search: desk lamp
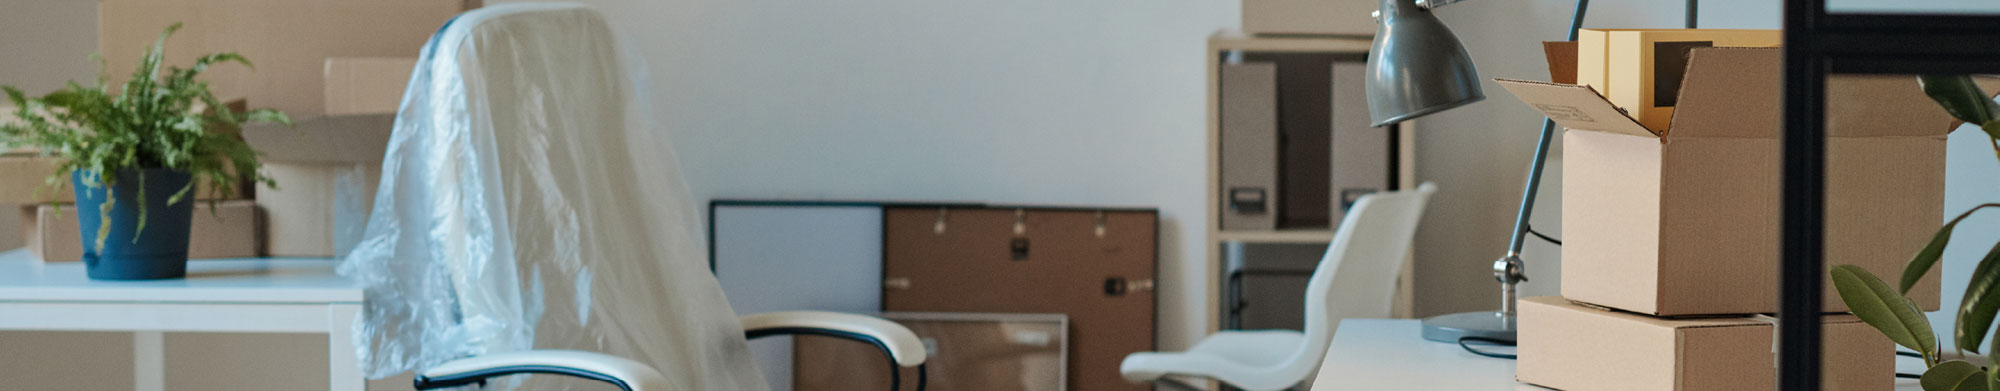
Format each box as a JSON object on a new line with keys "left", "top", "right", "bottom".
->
{"left": 1363, "top": 0, "right": 1592, "bottom": 344}
{"left": 1367, "top": 0, "right": 1697, "bottom": 344}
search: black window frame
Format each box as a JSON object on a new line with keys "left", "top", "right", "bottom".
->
{"left": 1781, "top": 2, "right": 2000, "bottom": 390}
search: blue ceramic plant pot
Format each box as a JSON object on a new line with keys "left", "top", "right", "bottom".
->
{"left": 71, "top": 169, "right": 196, "bottom": 280}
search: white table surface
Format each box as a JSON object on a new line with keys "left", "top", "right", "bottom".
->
{"left": 0, "top": 248, "right": 367, "bottom": 391}
{"left": 1312, "top": 319, "right": 1928, "bottom": 391}
{"left": 0, "top": 249, "right": 357, "bottom": 303}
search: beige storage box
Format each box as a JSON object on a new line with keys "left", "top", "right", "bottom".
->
{"left": 1496, "top": 48, "right": 1949, "bottom": 316}
{"left": 1518, "top": 296, "right": 1891, "bottom": 391}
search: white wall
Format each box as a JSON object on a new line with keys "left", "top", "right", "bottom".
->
{"left": 490, "top": 0, "right": 1237, "bottom": 350}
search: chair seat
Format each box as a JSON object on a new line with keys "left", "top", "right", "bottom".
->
{"left": 1119, "top": 330, "right": 1307, "bottom": 391}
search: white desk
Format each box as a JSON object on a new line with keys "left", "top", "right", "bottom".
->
{"left": 0, "top": 249, "right": 365, "bottom": 391}
{"left": 1313, "top": 319, "right": 1927, "bottom": 390}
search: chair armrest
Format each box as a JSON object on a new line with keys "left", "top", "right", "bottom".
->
{"left": 414, "top": 350, "right": 670, "bottom": 391}
{"left": 741, "top": 310, "right": 928, "bottom": 367}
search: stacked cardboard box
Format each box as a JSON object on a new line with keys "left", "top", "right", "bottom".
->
{"left": 96, "top": 0, "right": 464, "bottom": 258}
{"left": 1494, "top": 32, "right": 1955, "bottom": 390}
{"left": 5, "top": 108, "right": 256, "bottom": 262}
{"left": 5, "top": 1, "right": 464, "bottom": 261}
{"left": 23, "top": 201, "right": 259, "bottom": 262}
{"left": 240, "top": 58, "right": 411, "bottom": 258}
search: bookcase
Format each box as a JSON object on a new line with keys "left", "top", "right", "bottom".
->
{"left": 1202, "top": 30, "right": 1419, "bottom": 334}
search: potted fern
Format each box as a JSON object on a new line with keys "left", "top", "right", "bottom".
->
{"left": 1834, "top": 75, "right": 2000, "bottom": 391}
{"left": 0, "top": 23, "right": 288, "bottom": 280}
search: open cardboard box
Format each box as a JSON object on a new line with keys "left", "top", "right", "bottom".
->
{"left": 1518, "top": 296, "right": 1890, "bottom": 391}
{"left": 1496, "top": 47, "right": 1948, "bottom": 316}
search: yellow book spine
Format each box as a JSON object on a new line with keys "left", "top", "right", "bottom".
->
{"left": 1607, "top": 31, "right": 1646, "bottom": 124}
{"left": 1576, "top": 29, "right": 1610, "bottom": 99}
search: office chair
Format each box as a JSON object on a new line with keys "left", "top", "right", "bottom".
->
{"left": 339, "top": 3, "right": 925, "bottom": 390}
{"left": 1119, "top": 183, "right": 1437, "bottom": 391}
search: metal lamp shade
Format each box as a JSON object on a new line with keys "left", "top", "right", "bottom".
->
{"left": 1366, "top": 0, "right": 1484, "bottom": 127}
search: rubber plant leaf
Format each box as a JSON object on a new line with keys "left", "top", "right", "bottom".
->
{"left": 1925, "top": 360, "right": 1986, "bottom": 391}
{"left": 1833, "top": 265, "right": 1937, "bottom": 355}
{"left": 1961, "top": 241, "right": 2000, "bottom": 353}
{"left": 1921, "top": 74, "right": 2000, "bottom": 138}
{"left": 1906, "top": 219, "right": 1962, "bottom": 294}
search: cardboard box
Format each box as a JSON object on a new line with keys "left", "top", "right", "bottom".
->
{"left": 1518, "top": 296, "right": 1891, "bottom": 391}
{"left": 99, "top": 0, "right": 471, "bottom": 118}
{"left": 0, "top": 154, "right": 246, "bottom": 205}
{"left": 0, "top": 156, "right": 73, "bottom": 204}
{"left": 324, "top": 58, "right": 418, "bottom": 116}
{"left": 1496, "top": 48, "right": 1948, "bottom": 316}
{"left": 1576, "top": 29, "right": 1780, "bottom": 132}
{"left": 241, "top": 56, "right": 402, "bottom": 257}
{"left": 0, "top": 101, "right": 248, "bottom": 205}
{"left": 1242, "top": 0, "right": 1377, "bottom": 36}
{"left": 244, "top": 116, "right": 391, "bottom": 258}
{"left": 23, "top": 200, "right": 259, "bottom": 262}
{"left": 257, "top": 163, "right": 380, "bottom": 257}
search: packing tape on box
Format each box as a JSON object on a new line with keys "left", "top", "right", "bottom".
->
{"left": 1749, "top": 314, "right": 1780, "bottom": 368}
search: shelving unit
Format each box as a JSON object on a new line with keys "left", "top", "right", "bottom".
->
{"left": 1202, "top": 30, "right": 1419, "bottom": 334}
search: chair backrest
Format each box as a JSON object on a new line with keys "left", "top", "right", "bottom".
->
{"left": 1282, "top": 183, "right": 1436, "bottom": 377}
{"left": 343, "top": 4, "right": 771, "bottom": 390}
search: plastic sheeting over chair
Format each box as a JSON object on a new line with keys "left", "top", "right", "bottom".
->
{"left": 338, "top": 3, "right": 770, "bottom": 390}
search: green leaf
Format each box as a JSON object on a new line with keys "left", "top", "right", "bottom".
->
{"left": 1962, "top": 241, "right": 2000, "bottom": 353}
{"left": 1907, "top": 204, "right": 2000, "bottom": 294}
{"left": 1964, "top": 374, "right": 1994, "bottom": 391}
{"left": 1907, "top": 220, "right": 1963, "bottom": 293}
{"left": 1832, "top": 265, "right": 1938, "bottom": 355}
{"left": 1925, "top": 361, "right": 1986, "bottom": 391}
{"left": 1921, "top": 75, "right": 2000, "bottom": 130}
{"left": 241, "top": 108, "right": 291, "bottom": 126}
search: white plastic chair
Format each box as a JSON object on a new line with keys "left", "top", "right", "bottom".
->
{"left": 1119, "top": 183, "right": 1437, "bottom": 391}
{"left": 340, "top": 4, "right": 927, "bottom": 391}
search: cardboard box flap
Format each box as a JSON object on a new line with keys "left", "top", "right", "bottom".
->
{"left": 1543, "top": 41, "right": 1578, "bottom": 85}
{"left": 1828, "top": 75, "right": 1959, "bottom": 138}
{"left": 242, "top": 114, "right": 395, "bottom": 164}
{"left": 1529, "top": 297, "right": 1865, "bottom": 329}
{"left": 1529, "top": 297, "right": 1747, "bottom": 328}
{"left": 1495, "top": 79, "right": 1659, "bottom": 137}
{"left": 1668, "top": 48, "right": 1780, "bottom": 139}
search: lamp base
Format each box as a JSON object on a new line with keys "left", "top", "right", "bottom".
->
{"left": 1420, "top": 311, "right": 1517, "bottom": 343}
